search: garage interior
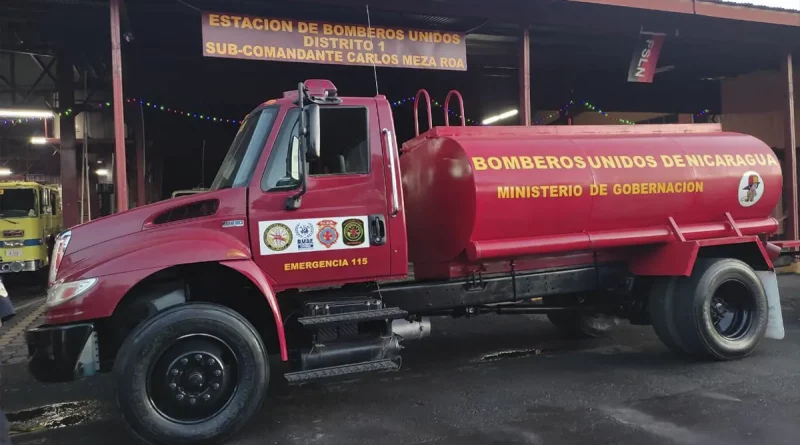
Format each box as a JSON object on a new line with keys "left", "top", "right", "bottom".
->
{"left": 0, "top": 0, "right": 798, "bottom": 235}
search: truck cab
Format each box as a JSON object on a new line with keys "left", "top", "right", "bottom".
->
{"left": 0, "top": 181, "right": 61, "bottom": 275}
{"left": 26, "top": 79, "right": 787, "bottom": 445}
{"left": 239, "top": 81, "right": 408, "bottom": 288}
{"left": 28, "top": 80, "right": 412, "bottom": 444}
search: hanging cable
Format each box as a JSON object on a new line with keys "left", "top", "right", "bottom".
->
{"left": 175, "top": 0, "right": 201, "bottom": 13}
{"left": 366, "top": 4, "right": 380, "bottom": 96}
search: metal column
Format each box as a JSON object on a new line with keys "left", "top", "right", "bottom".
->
{"left": 134, "top": 106, "right": 146, "bottom": 207}
{"left": 9, "top": 53, "right": 16, "bottom": 105}
{"left": 110, "top": 0, "right": 128, "bottom": 212}
{"left": 782, "top": 53, "right": 798, "bottom": 241}
{"left": 57, "top": 51, "right": 79, "bottom": 228}
{"left": 519, "top": 27, "right": 531, "bottom": 126}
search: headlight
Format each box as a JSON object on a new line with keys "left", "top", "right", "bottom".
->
{"left": 46, "top": 278, "right": 97, "bottom": 308}
{"left": 48, "top": 230, "right": 71, "bottom": 286}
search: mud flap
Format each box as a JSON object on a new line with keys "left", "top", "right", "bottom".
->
{"left": 757, "top": 271, "right": 784, "bottom": 340}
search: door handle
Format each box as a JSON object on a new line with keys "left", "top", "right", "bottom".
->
{"left": 368, "top": 214, "right": 386, "bottom": 246}
{"left": 381, "top": 128, "right": 400, "bottom": 217}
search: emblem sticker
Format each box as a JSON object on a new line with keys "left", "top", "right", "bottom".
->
{"left": 342, "top": 219, "right": 366, "bottom": 246}
{"left": 258, "top": 216, "right": 369, "bottom": 255}
{"left": 222, "top": 219, "right": 244, "bottom": 228}
{"left": 295, "top": 222, "right": 315, "bottom": 251}
{"left": 738, "top": 171, "right": 763, "bottom": 208}
{"left": 317, "top": 220, "right": 339, "bottom": 249}
{"left": 264, "top": 223, "right": 293, "bottom": 251}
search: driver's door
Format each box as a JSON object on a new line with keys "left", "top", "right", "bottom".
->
{"left": 248, "top": 99, "right": 392, "bottom": 289}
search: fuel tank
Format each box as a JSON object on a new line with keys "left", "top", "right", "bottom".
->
{"left": 399, "top": 125, "right": 781, "bottom": 276}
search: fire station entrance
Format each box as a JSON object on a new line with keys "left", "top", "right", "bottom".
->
{"left": 1, "top": 0, "right": 799, "bottom": 237}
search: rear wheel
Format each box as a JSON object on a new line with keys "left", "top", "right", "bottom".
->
{"left": 114, "top": 303, "right": 268, "bottom": 445}
{"left": 649, "top": 277, "right": 691, "bottom": 356}
{"left": 649, "top": 258, "right": 768, "bottom": 361}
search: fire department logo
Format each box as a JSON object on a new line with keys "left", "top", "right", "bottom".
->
{"left": 342, "top": 219, "right": 365, "bottom": 246}
{"left": 295, "top": 222, "right": 315, "bottom": 251}
{"left": 317, "top": 220, "right": 339, "bottom": 248}
{"left": 738, "top": 171, "right": 763, "bottom": 208}
{"left": 263, "top": 223, "right": 293, "bottom": 251}
{"left": 295, "top": 222, "right": 314, "bottom": 238}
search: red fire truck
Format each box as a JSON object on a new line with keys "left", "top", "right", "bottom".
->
{"left": 27, "top": 80, "right": 789, "bottom": 444}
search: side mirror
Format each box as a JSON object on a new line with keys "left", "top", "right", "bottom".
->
{"left": 306, "top": 104, "right": 320, "bottom": 160}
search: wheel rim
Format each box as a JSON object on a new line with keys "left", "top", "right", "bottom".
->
{"left": 709, "top": 280, "right": 755, "bottom": 340}
{"left": 147, "top": 334, "right": 239, "bottom": 423}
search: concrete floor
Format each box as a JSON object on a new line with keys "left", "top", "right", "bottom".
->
{"left": 3, "top": 276, "right": 800, "bottom": 445}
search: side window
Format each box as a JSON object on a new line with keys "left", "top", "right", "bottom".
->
{"left": 261, "top": 107, "right": 370, "bottom": 192}
{"left": 40, "top": 189, "right": 50, "bottom": 215}
{"left": 262, "top": 109, "right": 302, "bottom": 191}
{"left": 310, "top": 108, "right": 369, "bottom": 176}
{"left": 50, "top": 192, "right": 58, "bottom": 215}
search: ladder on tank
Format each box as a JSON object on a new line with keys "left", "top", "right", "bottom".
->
{"left": 413, "top": 88, "right": 467, "bottom": 136}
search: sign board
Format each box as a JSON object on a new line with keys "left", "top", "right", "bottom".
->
{"left": 201, "top": 12, "right": 467, "bottom": 71}
{"left": 627, "top": 33, "right": 665, "bottom": 83}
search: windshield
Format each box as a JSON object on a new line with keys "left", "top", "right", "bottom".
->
{"left": 210, "top": 106, "right": 279, "bottom": 190}
{"left": 0, "top": 188, "right": 37, "bottom": 218}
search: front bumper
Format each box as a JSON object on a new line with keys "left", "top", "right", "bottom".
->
{"left": 26, "top": 322, "right": 99, "bottom": 383}
{"left": 0, "top": 259, "right": 42, "bottom": 273}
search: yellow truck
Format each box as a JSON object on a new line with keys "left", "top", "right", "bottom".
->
{"left": 0, "top": 181, "right": 62, "bottom": 275}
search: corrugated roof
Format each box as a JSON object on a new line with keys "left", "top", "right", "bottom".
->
{"left": 567, "top": 0, "right": 800, "bottom": 26}
{"left": 706, "top": 0, "right": 800, "bottom": 13}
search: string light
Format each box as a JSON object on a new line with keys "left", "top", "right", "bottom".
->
{"left": 533, "top": 100, "right": 574, "bottom": 125}
{"left": 388, "top": 96, "right": 637, "bottom": 127}
{"left": 3, "top": 99, "right": 239, "bottom": 126}
{"left": 530, "top": 99, "right": 638, "bottom": 125}
{"left": 580, "top": 100, "right": 636, "bottom": 125}
{"left": 390, "top": 96, "right": 479, "bottom": 125}
{"left": 123, "top": 98, "right": 239, "bottom": 124}
{"left": 3, "top": 96, "right": 710, "bottom": 129}
{"left": 694, "top": 109, "right": 712, "bottom": 119}
{"left": 533, "top": 112, "right": 557, "bottom": 125}
{"left": 0, "top": 118, "right": 46, "bottom": 126}
{"left": 60, "top": 99, "right": 240, "bottom": 125}
{"left": 389, "top": 96, "right": 641, "bottom": 126}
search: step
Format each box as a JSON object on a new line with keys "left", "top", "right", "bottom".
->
{"left": 284, "top": 359, "right": 400, "bottom": 384}
{"left": 298, "top": 307, "right": 408, "bottom": 328}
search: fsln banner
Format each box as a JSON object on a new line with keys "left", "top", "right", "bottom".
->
{"left": 627, "top": 33, "right": 665, "bottom": 83}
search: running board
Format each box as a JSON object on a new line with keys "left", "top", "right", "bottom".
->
{"left": 298, "top": 307, "right": 408, "bottom": 328}
{"left": 284, "top": 359, "right": 400, "bottom": 384}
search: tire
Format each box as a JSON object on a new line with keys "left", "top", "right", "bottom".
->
{"left": 649, "top": 277, "right": 691, "bottom": 356}
{"left": 650, "top": 259, "right": 768, "bottom": 361}
{"left": 547, "top": 311, "right": 618, "bottom": 338}
{"left": 114, "top": 303, "right": 269, "bottom": 445}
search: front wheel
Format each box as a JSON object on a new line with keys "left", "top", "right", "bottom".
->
{"left": 114, "top": 303, "right": 269, "bottom": 445}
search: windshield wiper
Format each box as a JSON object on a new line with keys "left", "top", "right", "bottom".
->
{"left": 0, "top": 217, "right": 18, "bottom": 225}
